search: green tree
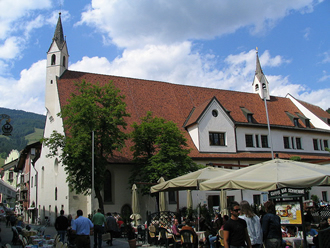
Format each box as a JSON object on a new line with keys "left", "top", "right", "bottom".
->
{"left": 129, "top": 111, "right": 201, "bottom": 195}
{"left": 43, "top": 80, "right": 130, "bottom": 211}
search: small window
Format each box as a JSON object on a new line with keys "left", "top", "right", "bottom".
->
{"left": 55, "top": 187, "right": 57, "bottom": 201}
{"left": 31, "top": 177, "right": 33, "bottom": 188}
{"left": 255, "top": 134, "right": 260, "bottom": 148}
{"left": 293, "top": 118, "right": 299, "bottom": 127}
{"left": 8, "top": 171, "right": 13, "bottom": 181}
{"left": 324, "top": 140, "right": 329, "bottom": 149}
{"left": 209, "top": 132, "right": 225, "bottom": 146}
{"left": 283, "top": 137, "right": 290, "bottom": 149}
{"left": 212, "top": 110, "right": 218, "bottom": 117}
{"left": 62, "top": 56, "right": 66, "bottom": 66}
{"left": 247, "top": 114, "right": 253, "bottom": 123}
{"left": 291, "top": 137, "right": 295, "bottom": 149}
{"left": 261, "top": 135, "right": 268, "bottom": 148}
{"left": 313, "top": 139, "right": 319, "bottom": 150}
{"left": 296, "top": 138, "right": 302, "bottom": 149}
{"left": 255, "top": 84, "right": 259, "bottom": 91}
{"left": 168, "top": 191, "right": 177, "bottom": 204}
{"left": 50, "top": 80, "right": 53, "bottom": 84}
{"left": 51, "top": 54, "right": 56, "bottom": 65}
{"left": 322, "top": 191, "right": 328, "bottom": 202}
{"left": 262, "top": 83, "right": 266, "bottom": 89}
{"left": 305, "top": 119, "right": 310, "bottom": 128}
{"left": 245, "top": 134, "right": 254, "bottom": 147}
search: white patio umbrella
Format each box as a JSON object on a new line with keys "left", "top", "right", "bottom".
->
{"left": 150, "top": 167, "right": 233, "bottom": 193}
{"left": 200, "top": 159, "right": 330, "bottom": 191}
{"left": 131, "top": 184, "right": 141, "bottom": 226}
{"left": 158, "top": 177, "right": 167, "bottom": 212}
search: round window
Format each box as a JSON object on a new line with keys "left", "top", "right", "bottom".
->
{"left": 212, "top": 110, "right": 218, "bottom": 117}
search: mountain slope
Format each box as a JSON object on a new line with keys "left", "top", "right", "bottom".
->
{"left": 0, "top": 107, "right": 46, "bottom": 165}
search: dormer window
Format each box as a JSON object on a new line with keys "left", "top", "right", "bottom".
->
{"left": 247, "top": 114, "right": 253, "bottom": 123}
{"left": 209, "top": 132, "right": 225, "bottom": 146}
{"left": 305, "top": 119, "right": 310, "bottom": 128}
{"left": 240, "top": 107, "right": 254, "bottom": 123}
{"left": 293, "top": 118, "right": 299, "bottom": 127}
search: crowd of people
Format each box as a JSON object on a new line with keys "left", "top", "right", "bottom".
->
{"left": 54, "top": 209, "right": 126, "bottom": 248}
{"left": 148, "top": 200, "right": 330, "bottom": 248}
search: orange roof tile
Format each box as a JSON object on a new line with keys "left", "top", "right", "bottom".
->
{"left": 57, "top": 70, "right": 330, "bottom": 162}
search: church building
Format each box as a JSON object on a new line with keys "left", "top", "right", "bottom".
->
{"left": 34, "top": 14, "right": 330, "bottom": 224}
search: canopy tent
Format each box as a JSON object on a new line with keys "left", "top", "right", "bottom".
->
{"left": 200, "top": 159, "right": 330, "bottom": 191}
{"left": 187, "top": 190, "right": 193, "bottom": 209}
{"left": 150, "top": 167, "right": 233, "bottom": 193}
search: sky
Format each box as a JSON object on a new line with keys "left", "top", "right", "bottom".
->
{"left": 0, "top": 0, "right": 329, "bottom": 115}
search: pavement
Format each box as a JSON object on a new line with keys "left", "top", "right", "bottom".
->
{"left": 0, "top": 223, "right": 155, "bottom": 248}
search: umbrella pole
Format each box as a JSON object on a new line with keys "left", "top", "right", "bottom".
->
{"left": 176, "top": 191, "right": 179, "bottom": 213}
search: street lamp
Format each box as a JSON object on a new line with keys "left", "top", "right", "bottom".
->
{"left": 0, "top": 114, "right": 13, "bottom": 136}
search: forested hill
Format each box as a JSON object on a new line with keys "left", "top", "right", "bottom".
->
{"left": 0, "top": 107, "right": 46, "bottom": 164}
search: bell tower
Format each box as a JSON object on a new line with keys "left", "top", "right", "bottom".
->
{"left": 45, "top": 12, "right": 69, "bottom": 118}
{"left": 252, "top": 48, "right": 270, "bottom": 100}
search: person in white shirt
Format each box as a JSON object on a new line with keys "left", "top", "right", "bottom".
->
{"left": 239, "top": 200, "right": 263, "bottom": 248}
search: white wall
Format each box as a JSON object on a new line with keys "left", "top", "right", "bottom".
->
{"left": 236, "top": 126, "right": 330, "bottom": 154}
{"left": 198, "top": 100, "right": 236, "bottom": 153}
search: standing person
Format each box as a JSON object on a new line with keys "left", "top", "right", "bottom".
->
{"left": 55, "top": 210, "right": 69, "bottom": 243}
{"left": 239, "top": 200, "right": 263, "bottom": 248}
{"left": 223, "top": 201, "right": 252, "bottom": 248}
{"left": 72, "top": 209, "right": 93, "bottom": 248}
{"left": 92, "top": 209, "right": 107, "bottom": 248}
{"left": 106, "top": 212, "right": 118, "bottom": 246}
{"left": 261, "top": 201, "right": 282, "bottom": 248}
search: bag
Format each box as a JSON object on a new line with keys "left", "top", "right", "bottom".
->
{"left": 102, "top": 232, "right": 111, "bottom": 241}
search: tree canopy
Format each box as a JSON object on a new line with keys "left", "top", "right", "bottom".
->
{"left": 43, "top": 80, "right": 130, "bottom": 211}
{"left": 129, "top": 112, "right": 201, "bottom": 195}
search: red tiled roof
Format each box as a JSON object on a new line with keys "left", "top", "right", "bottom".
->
{"left": 296, "top": 99, "right": 330, "bottom": 121}
{"left": 57, "top": 70, "right": 330, "bottom": 162}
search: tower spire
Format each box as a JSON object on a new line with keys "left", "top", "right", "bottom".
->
{"left": 255, "top": 47, "right": 264, "bottom": 82}
{"left": 252, "top": 47, "right": 270, "bottom": 100}
{"left": 53, "top": 12, "right": 65, "bottom": 49}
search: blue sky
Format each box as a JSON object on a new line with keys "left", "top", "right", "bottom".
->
{"left": 0, "top": 0, "right": 329, "bottom": 115}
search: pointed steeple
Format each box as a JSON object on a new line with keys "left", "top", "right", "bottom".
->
{"left": 53, "top": 12, "right": 65, "bottom": 49}
{"left": 255, "top": 48, "right": 264, "bottom": 82}
{"left": 252, "top": 47, "right": 270, "bottom": 100}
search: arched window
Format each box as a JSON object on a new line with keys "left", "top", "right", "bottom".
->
{"left": 62, "top": 56, "right": 66, "bottom": 66}
{"left": 54, "top": 158, "right": 59, "bottom": 176}
{"left": 255, "top": 84, "right": 259, "bottom": 91}
{"left": 104, "top": 170, "right": 112, "bottom": 202}
{"left": 51, "top": 54, "right": 56, "bottom": 65}
{"left": 55, "top": 187, "right": 57, "bottom": 201}
{"left": 262, "top": 83, "right": 266, "bottom": 89}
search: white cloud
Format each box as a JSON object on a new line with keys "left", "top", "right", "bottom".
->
{"left": 0, "top": 60, "right": 46, "bottom": 114}
{"left": 321, "top": 51, "right": 330, "bottom": 63}
{"left": 303, "top": 27, "right": 311, "bottom": 40}
{"left": 70, "top": 45, "right": 329, "bottom": 110}
{"left": 77, "top": 0, "right": 319, "bottom": 48}
{"left": 0, "top": 37, "right": 22, "bottom": 59}
{"left": 0, "top": 0, "right": 52, "bottom": 39}
{"left": 319, "top": 70, "right": 330, "bottom": 82}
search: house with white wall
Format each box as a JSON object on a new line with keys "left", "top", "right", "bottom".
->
{"left": 33, "top": 13, "right": 330, "bottom": 224}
